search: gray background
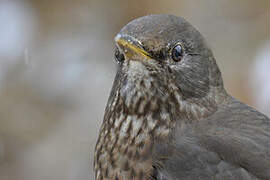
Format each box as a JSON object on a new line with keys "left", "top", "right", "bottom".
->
{"left": 0, "top": 0, "right": 269, "bottom": 179}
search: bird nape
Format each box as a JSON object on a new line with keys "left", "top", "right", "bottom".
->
{"left": 94, "top": 14, "right": 270, "bottom": 180}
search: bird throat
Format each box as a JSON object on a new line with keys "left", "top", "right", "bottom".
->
{"left": 94, "top": 61, "right": 218, "bottom": 180}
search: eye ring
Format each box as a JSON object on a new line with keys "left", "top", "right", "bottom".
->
{"left": 114, "top": 47, "right": 125, "bottom": 64}
{"left": 170, "top": 43, "right": 184, "bottom": 62}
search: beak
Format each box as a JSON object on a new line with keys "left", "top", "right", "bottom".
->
{"left": 115, "top": 35, "right": 151, "bottom": 60}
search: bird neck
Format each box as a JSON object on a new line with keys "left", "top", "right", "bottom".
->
{"left": 94, "top": 73, "right": 225, "bottom": 180}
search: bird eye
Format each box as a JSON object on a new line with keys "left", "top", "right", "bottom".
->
{"left": 114, "top": 47, "right": 125, "bottom": 64}
{"left": 171, "top": 44, "right": 183, "bottom": 62}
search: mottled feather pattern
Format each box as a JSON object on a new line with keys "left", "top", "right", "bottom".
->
{"left": 94, "top": 59, "right": 221, "bottom": 180}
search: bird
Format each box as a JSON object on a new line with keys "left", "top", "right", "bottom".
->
{"left": 94, "top": 14, "right": 270, "bottom": 180}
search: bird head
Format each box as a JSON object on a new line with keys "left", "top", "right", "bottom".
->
{"left": 112, "top": 15, "right": 225, "bottom": 114}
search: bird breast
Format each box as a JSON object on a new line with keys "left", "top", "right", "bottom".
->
{"left": 94, "top": 60, "right": 217, "bottom": 179}
{"left": 94, "top": 66, "right": 176, "bottom": 179}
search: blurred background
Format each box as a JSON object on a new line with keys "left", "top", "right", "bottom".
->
{"left": 0, "top": 0, "right": 269, "bottom": 179}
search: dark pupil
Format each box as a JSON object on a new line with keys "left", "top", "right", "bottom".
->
{"left": 172, "top": 45, "right": 183, "bottom": 61}
{"left": 114, "top": 48, "right": 125, "bottom": 63}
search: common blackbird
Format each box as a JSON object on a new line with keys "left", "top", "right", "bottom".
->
{"left": 94, "top": 14, "right": 270, "bottom": 180}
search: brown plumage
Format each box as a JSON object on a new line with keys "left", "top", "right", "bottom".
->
{"left": 94, "top": 15, "right": 270, "bottom": 180}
